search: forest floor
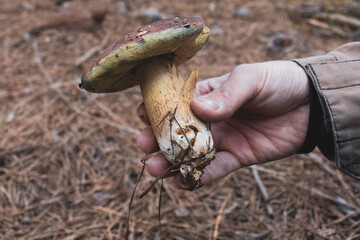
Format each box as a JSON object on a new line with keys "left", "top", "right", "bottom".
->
{"left": 1, "top": 0, "right": 360, "bottom": 239}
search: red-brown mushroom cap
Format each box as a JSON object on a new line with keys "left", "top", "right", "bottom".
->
{"left": 81, "top": 17, "right": 208, "bottom": 93}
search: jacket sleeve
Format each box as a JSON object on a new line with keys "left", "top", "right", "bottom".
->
{"left": 293, "top": 42, "right": 360, "bottom": 180}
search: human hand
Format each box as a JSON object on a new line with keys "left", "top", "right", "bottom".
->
{"left": 137, "top": 61, "right": 310, "bottom": 188}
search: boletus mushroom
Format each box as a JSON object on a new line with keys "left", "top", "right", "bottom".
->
{"left": 80, "top": 17, "right": 215, "bottom": 191}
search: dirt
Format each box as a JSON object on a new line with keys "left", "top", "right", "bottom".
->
{"left": 1, "top": 0, "right": 359, "bottom": 239}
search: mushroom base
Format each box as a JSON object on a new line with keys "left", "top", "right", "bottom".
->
{"left": 138, "top": 56, "right": 215, "bottom": 190}
{"left": 179, "top": 156, "right": 214, "bottom": 190}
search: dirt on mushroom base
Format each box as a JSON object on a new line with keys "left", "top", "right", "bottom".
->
{"left": 1, "top": 0, "right": 359, "bottom": 239}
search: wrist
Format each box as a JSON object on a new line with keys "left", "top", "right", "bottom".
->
{"left": 289, "top": 61, "right": 311, "bottom": 105}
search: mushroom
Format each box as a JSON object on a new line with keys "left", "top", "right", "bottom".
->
{"left": 81, "top": 17, "right": 215, "bottom": 190}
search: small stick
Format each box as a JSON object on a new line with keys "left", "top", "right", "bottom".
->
{"left": 254, "top": 165, "right": 286, "bottom": 177}
{"left": 158, "top": 179, "right": 164, "bottom": 240}
{"left": 6, "top": 98, "right": 30, "bottom": 123}
{"left": 249, "top": 229, "right": 272, "bottom": 240}
{"left": 6, "top": 90, "right": 48, "bottom": 123}
{"left": 306, "top": 153, "right": 336, "bottom": 177}
{"left": 126, "top": 156, "right": 147, "bottom": 240}
{"left": 92, "top": 206, "right": 126, "bottom": 217}
{"left": 333, "top": 210, "right": 360, "bottom": 224}
{"left": 169, "top": 110, "right": 175, "bottom": 155}
{"left": 172, "top": 110, "right": 194, "bottom": 152}
{"left": 315, "top": 13, "right": 360, "bottom": 28}
{"left": 336, "top": 170, "right": 360, "bottom": 207}
{"left": 267, "top": 170, "right": 360, "bottom": 211}
{"left": 155, "top": 226, "right": 197, "bottom": 240}
{"left": 0, "top": 145, "right": 38, "bottom": 159}
{"left": 251, "top": 165, "right": 274, "bottom": 216}
{"left": 139, "top": 164, "right": 178, "bottom": 199}
{"left": 308, "top": 18, "right": 347, "bottom": 38}
{"left": 155, "top": 108, "right": 176, "bottom": 154}
{"left": 212, "top": 192, "right": 232, "bottom": 240}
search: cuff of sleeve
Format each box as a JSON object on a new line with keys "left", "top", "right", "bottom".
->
{"left": 293, "top": 56, "right": 360, "bottom": 180}
{"left": 296, "top": 75, "right": 322, "bottom": 154}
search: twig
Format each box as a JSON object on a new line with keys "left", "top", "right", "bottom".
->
{"left": 158, "top": 179, "right": 163, "bottom": 238}
{"left": 306, "top": 153, "right": 337, "bottom": 177}
{"left": 268, "top": 170, "right": 360, "bottom": 211}
{"left": 333, "top": 210, "right": 360, "bottom": 224}
{"left": 303, "top": 153, "right": 360, "bottom": 208}
{"left": 212, "top": 191, "right": 232, "bottom": 240}
{"left": 29, "top": 9, "right": 107, "bottom": 37}
{"left": 308, "top": 18, "right": 347, "bottom": 37}
{"left": 251, "top": 165, "right": 274, "bottom": 216}
{"left": 127, "top": 156, "right": 147, "bottom": 239}
{"left": 315, "top": 13, "right": 360, "bottom": 28}
{"left": 6, "top": 92, "right": 46, "bottom": 123}
{"left": 249, "top": 229, "right": 273, "bottom": 240}
{"left": 0, "top": 145, "right": 38, "bottom": 159}
{"left": 336, "top": 170, "right": 360, "bottom": 207}
{"left": 92, "top": 205, "right": 126, "bottom": 217}
{"left": 92, "top": 205, "right": 153, "bottom": 225}
{"left": 5, "top": 41, "right": 75, "bottom": 125}
{"left": 155, "top": 226, "right": 197, "bottom": 240}
{"left": 292, "top": 3, "right": 322, "bottom": 18}
{"left": 139, "top": 165, "right": 178, "bottom": 199}
{"left": 253, "top": 165, "right": 286, "bottom": 177}
{"left": 75, "top": 32, "right": 110, "bottom": 66}
{"left": 6, "top": 98, "right": 30, "bottom": 123}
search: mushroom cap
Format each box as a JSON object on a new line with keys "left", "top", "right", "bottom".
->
{"left": 81, "top": 17, "right": 210, "bottom": 93}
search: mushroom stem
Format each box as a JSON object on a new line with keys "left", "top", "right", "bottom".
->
{"left": 137, "top": 56, "right": 215, "bottom": 190}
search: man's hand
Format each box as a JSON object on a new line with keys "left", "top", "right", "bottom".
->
{"left": 137, "top": 61, "right": 310, "bottom": 188}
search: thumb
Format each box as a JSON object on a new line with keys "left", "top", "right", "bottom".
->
{"left": 191, "top": 64, "right": 262, "bottom": 122}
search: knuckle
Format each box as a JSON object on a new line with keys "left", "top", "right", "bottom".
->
{"left": 233, "top": 63, "right": 252, "bottom": 73}
{"left": 217, "top": 84, "right": 233, "bottom": 99}
{"left": 215, "top": 88, "right": 237, "bottom": 118}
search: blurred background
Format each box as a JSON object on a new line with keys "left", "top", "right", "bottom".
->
{"left": 1, "top": 0, "right": 360, "bottom": 239}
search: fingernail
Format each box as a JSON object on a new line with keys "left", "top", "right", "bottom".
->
{"left": 193, "top": 96, "right": 219, "bottom": 110}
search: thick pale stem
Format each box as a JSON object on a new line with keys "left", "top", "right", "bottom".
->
{"left": 137, "top": 56, "right": 214, "bottom": 190}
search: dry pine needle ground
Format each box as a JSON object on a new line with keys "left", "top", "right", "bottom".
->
{"left": 1, "top": 0, "right": 360, "bottom": 239}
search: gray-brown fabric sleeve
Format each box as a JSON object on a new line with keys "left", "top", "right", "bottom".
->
{"left": 293, "top": 42, "right": 360, "bottom": 180}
